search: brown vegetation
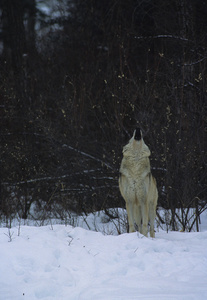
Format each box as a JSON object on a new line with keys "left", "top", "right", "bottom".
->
{"left": 0, "top": 0, "right": 206, "bottom": 229}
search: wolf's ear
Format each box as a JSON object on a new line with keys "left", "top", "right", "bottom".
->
{"left": 134, "top": 128, "right": 142, "bottom": 141}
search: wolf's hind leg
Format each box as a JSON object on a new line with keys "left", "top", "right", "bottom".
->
{"left": 149, "top": 203, "right": 156, "bottom": 238}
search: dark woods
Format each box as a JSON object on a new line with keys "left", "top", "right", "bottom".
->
{"left": 0, "top": 0, "right": 206, "bottom": 229}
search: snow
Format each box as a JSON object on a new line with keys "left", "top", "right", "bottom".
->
{"left": 1, "top": 211, "right": 207, "bottom": 300}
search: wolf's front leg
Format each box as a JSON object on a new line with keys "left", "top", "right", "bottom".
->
{"left": 126, "top": 201, "right": 135, "bottom": 233}
{"left": 141, "top": 203, "right": 148, "bottom": 237}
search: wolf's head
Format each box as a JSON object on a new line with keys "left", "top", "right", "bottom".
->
{"left": 123, "top": 128, "right": 150, "bottom": 158}
{"left": 133, "top": 128, "right": 142, "bottom": 141}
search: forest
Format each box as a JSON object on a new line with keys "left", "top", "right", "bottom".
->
{"left": 0, "top": 0, "right": 206, "bottom": 230}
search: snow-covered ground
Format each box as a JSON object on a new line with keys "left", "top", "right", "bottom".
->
{"left": 1, "top": 210, "right": 207, "bottom": 300}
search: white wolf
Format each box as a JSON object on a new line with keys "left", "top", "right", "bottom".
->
{"left": 119, "top": 128, "right": 158, "bottom": 237}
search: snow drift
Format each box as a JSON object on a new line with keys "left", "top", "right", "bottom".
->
{"left": 1, "top": 222, "right": 207, "bottom": 300}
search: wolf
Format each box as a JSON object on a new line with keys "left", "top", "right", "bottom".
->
{"left": 119, "top": 128, "right": 158, "bottom": 237}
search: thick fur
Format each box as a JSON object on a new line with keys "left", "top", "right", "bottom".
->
{"left": 119, "top": 130, "right": 158, "bottom": 237}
